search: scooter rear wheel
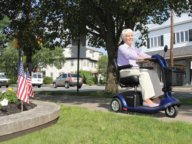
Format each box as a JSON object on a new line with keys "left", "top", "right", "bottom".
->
{"left": 165, "top": 105, "right": 179, "bottom": 118}
{"left": 111, "top": 98, "right": 122, "bottom": 112}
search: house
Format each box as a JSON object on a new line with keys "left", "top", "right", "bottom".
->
{"left": 140, "top": 19, "right": 192, "bottom": 85}
{"left": 41, "top": 35, "right": 103, "bottom": 80}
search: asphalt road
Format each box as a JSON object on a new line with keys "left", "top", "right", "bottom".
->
{"left": 1, "top": 85, "right": 192, "bottom": 98}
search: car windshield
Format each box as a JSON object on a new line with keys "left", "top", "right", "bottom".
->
{"left": 0, "top": 75, "right": 7, "bottom": 79}
{"left": 71, "top": 74, "right": 82, "bottom": 78}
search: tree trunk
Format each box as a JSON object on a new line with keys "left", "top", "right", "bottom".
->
{"left": 105, "top": 37, "right": 119, "bottom": 94}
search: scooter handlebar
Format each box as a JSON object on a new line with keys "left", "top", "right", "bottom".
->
{"left": 144, "top": 58, "right": 158, "bottom": 63}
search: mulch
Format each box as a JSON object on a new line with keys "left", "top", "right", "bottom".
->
{"left": 0, "top": 101, "right": 37, "bottom": 116}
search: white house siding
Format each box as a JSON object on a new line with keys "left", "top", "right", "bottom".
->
{"left": 142, "top": 19, "right": 192, "bottom": 53}
{"left": 140, "top": 19, "right": 192, "bottom": 85}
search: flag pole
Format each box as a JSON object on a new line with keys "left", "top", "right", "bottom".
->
{"left": 20, "top": 56, "right": 23, "bottom": 112}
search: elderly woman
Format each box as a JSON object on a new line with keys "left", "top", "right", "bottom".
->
{"left": 117, "top": 29, "right": 162, "bottom": 107}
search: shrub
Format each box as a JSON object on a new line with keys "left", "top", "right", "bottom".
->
{"left": 92, "top": 75, "right": 98, "bottom": 84}
{"left": 0, "top": 91, "right": 19, "bottom": 103}
{"left": 86, "top": 79, "right": 94, "bottom": 86}
{"left": 102, "top": 77, "right": 107, "bottom": 84}
{"left": 43, "top": 76, "right": 53, "bottom": 84}
{"left": 9, "top": 78, "right": 17, "bottom": 84}
{"left": 44, "top": 80, "right": 52, "bottom": 84}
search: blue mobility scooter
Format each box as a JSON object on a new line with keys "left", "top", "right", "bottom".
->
{"left": 111, "top": 45, "right": 185, "bottom": 118}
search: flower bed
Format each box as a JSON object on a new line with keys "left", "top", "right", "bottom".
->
{"left": 0, "top": 88, "right": 37, "bottom": 116}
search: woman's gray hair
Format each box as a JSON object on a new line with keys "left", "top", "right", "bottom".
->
{"left": 121, "top": 29, "right": 133, "bottom": 40}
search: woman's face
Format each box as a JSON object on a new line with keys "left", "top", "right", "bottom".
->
{"left": 123, "top": 32, "right": 133, "bottom": 46}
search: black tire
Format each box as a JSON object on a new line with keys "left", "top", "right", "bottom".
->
{"left": 165, "top": 105, "right": 179, "bottom": 118}
{"left": 6, "top": 86, "right": 8, "bottom": 88}
{"left": 0, "top": 86, "right": 1, "bottom": 88}
{"left": 78, "top": 85, "right": 82, "bottom": 89}
{"left": 38, "top": 85, "right": 41, "bottom": 88}
{"left": 65, "top": 82, "right": 69, "bottom": 89}
{"left": 110, "top": 98, "right": 123, "bottom": 112}
{"left": 53, "top": 83, "right": 57, "bottom": 88}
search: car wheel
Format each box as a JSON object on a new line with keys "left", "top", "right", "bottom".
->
{"left": 6, "top": 86, "right": 8, "bottom": 88}
{"left": 111, "top": 98, "right": 123, "bottom": 112}
{"left": 0, "top": 86, "right": 1, "bottom": 88}
{"left": 165, "top": 105, "right": 179, "bottom": 118}
{"left": 78, "top": 85, "right": 82, "bottom": 89}
{"left": 65, "top": 82, "right": 69, "bottom": 88}
{"left": 38, "top": 85, "right": 41, "bottom": 88}
{"left": 53, "top": 83, "right": 57, "bottom": 88}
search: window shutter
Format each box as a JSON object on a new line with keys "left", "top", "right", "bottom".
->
{"left": 161, "top": 35, "right": 164, "bottom": 46}
{"left": 173, "top": 33, "right": 175, "bottom": 44}
{"left": 147, "top": 38, "right": 150, "bottom": 49}
{"left": 189, "top": 29, "right": 192, "bottom": 42}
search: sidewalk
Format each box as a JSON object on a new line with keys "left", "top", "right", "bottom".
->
{"left": 33, "top": 94, "right": 192, "bottom": 124}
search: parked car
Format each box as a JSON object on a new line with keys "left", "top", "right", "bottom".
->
{"left": 17, "top": 72, "right": 43, "bottom": 88}
{"left": 31, "top": 72, "right": 43, "bottom": 88}
{"left": 52, "top": 73, "right": 83, "bottom": 88}
{"left": 0, "top": 73, "right": 9, "bottom": 88}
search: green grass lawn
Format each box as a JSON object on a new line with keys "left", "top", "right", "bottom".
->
{"left": 35, "top": 91, "right": 192, "bottom": 106}
{"left": 3, "top": 104, "right": 192, "bottom": 144}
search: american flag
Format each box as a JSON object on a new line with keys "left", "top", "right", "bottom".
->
{"left": 16, "top": 60, "right": 29, "bottom": 104}
{"left": 26, "top": 70, "right": 34, "bottom": 98}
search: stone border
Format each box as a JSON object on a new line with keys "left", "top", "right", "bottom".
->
{"left": 0, "top": 100, "right": 61, "bottom": 142}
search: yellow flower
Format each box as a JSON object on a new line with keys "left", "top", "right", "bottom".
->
{"left": 8, "top": 88, "right": 13, "bottom": 91}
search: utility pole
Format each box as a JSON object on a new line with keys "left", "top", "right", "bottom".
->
{"left": 170, "top": 9, "right": 174, "bottom": 67}
{"left": 77, "top": 32, "right": 80, "bottom": 94}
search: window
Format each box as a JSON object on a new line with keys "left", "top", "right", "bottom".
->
{"left": 92, "top": 61, "right": 93, "bottom": 68}
{"left": 185, "top": 31, "right": 189, "bottom": 41}
{"left": 92, "top": 52, "right": 94, "bottom": 57}
{"left": 154, "top": 37, "right": 157, "bottom": 47}
{"left": 50, "top": 64, "right": 53, "bottom": 67}
{"left": 176, "top": 32, "right": 180, "bottom": 43}
{"left": 62, "top": 62, "right": 64, "bottom": 67}
{"left": 87, "top": 60, "right": 89, "bottom": 67}
{"left": 175, "top": 30, "right": 191, "bottom": 44}
{"left": 151, "top": 38, "right": 153, "bottom": 47}
{"left": 181, "top": 31, "right": 184, "bottom": 42}
{"left": 95, "top": 62, "right": 96, "bottom": 68}
{"left": 84, "top": 59, "right": 86, "bottom": 66}
{"left": 50, "top": 73, "right": 53, "bottom": 79}
{"left": 62, "top": 74, "right": 67, "bottom": 78}
{"left": 158, "top": 36, "right": 161, "bottom": 46}
{"left": 71, "top": 60, "right": 74, "bottom": 66}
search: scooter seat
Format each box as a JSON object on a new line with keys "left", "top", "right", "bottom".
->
{"left": 120, "top": 75, "right": 139, "bottom": 85}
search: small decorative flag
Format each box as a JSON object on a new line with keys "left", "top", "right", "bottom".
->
{"left": 26, "top": 70, "right": 34, "bottom": 98}
{"left": 16, "top": 60, "right": 29, "bottom": 104}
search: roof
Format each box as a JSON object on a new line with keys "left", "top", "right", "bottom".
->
{"left": 149, "top": 19, "right": 192, "bottom": 32}
{"left": 145, "top": 45, "right": 192, "bottom": 59}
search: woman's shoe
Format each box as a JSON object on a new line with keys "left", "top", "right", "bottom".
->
{"left": 143, "top": 102, "right": 159, "bottom": 107}
{"left": 153, "top": 100, "right": 160, "bottom": 104}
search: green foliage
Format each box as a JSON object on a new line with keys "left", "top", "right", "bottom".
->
{"left": 43, "top": 76, "right": 53, "bottom": 84}
{"left": 102, "top": 77, "right": 107, "bottom": 84}
{"left": 8, "top": 78, "right": 17, "bottom": 84}
{"left": 44, "top": 80, "right": 52, "bottom": 84}
{"left": 86, "top": 79, "right": 94, "bottom": 86}
{"left": 0, "top": 90, "right": 19, "bottom": 104}
{"left": 97, "top": 55, "right": 108, "bottom": 77}
{"left": 78, "top": 70, "right": 92, "bottom": 83}
{"left": 92, "top": 75, "right": 98, "bottom": 84}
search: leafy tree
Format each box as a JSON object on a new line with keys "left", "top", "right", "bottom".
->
{"left": 1, "top": 0, "right": 191, "bottom": 93}
{"left": 97, "top": 55, "right": 108, "bottom": 78}
{"left": 33, "top": 0, "right": 191, "bottom": 94}
{"left": 0, "top": 41, "right": 65, "bottom": 79}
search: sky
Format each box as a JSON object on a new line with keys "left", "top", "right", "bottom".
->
{"left": 87, "top": 13, "right": 192, "bottom": 55}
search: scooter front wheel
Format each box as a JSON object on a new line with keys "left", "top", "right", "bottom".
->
{"left": 165, "top": 105, "right": 179, "bottom": 118}
{"left": 111, "top": 98, "right": 123, "bottom": 112}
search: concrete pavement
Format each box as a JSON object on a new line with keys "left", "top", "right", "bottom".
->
{"left": 32, "top": 93, "right": 192, "bottom": 124}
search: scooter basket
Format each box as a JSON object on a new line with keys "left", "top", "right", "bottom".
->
{"left": 164, "top": 67, "right": 185, "bottom": 86}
